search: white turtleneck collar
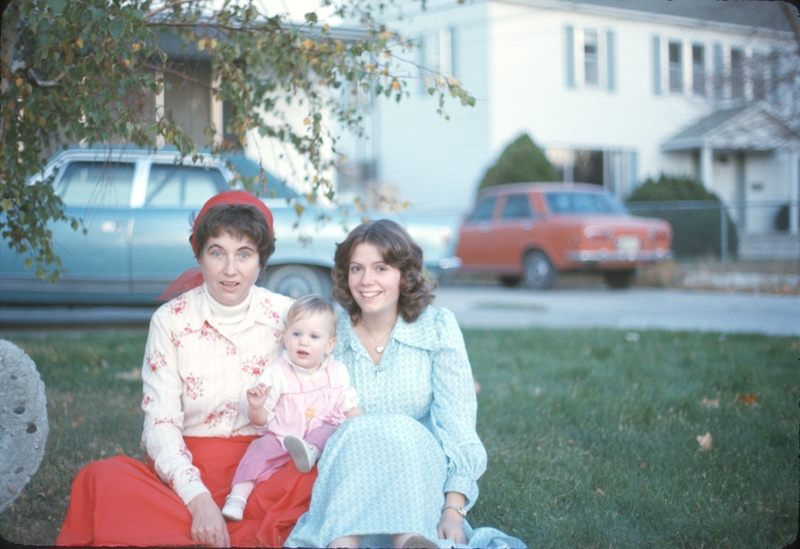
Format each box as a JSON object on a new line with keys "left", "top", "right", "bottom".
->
{"left": 205, "top": 286, "right": 253, "bottom": 325}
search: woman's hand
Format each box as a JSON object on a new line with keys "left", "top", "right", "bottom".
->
{"left": 437, "top": 508, "right": 466, "bottom": 544}
{"left": 187, "top": 492, "right": 230, "bottom": 547}
{"left": 247, "top": 383, "right": 271, "bottom": 409}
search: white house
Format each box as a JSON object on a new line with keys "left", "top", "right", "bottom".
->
{"left": 339, "top": 0, "right": 800, "bottom": 238}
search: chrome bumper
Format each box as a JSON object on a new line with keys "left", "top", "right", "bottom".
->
{"left": 565, "top": 249, "right": 673, "bottom": 263}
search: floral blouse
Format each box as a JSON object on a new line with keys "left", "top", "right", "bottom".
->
{"left": 141, "top": 284, "right": 293, "bottom": 505}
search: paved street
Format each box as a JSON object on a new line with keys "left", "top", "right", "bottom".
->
{"left": 432, "top": 286, "right": 799, "bottom": 336}
{"left": 1, "top": 287, "right": 797, "bottom": 336}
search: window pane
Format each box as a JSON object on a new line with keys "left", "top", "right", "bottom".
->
{"left": 545, "top": 192, "right": 626, "bottom": 215}
{"left": 55, "top": 162, "right": 135, "bottom": 208}
{"left": 145, "top": 165, "right": 227, "bottom": 208}
{"left": 584, "top": 30, "right": 598, "bottom": 86}
{"left": 692, "top": 44, "right": 705, "bottom": 96}
{"left": 669, "top": 41, "right": 683, "bottom": 92}
{"left": 501, "top": 194, "right": 532, "bottom": 220}
{"left": 731, "top": 48, "right": 744, "bottom": 99}
{"left": 468, "top": 197, "right": 497, "bottom": 222}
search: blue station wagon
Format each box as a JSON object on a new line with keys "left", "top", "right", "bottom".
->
{"left": 0, "top": 148, "right": 460, "bottom": 305}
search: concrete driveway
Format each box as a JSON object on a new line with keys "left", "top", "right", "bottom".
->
{"left": 433, "top": 286, "right": 799, "bottom": 337}
{"left": 0, "top": 287, "right": 797, "bottom": 336}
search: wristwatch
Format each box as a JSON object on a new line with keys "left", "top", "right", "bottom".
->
{"left": 442, "top": 505, "right": 467, "bottom": 518}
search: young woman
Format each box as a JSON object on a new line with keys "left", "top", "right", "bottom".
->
{"left": 56, "top": 191, "right": 315, "bottom": 547}
{"left": 286, "top": 219, "right": 524, "bottom": 548}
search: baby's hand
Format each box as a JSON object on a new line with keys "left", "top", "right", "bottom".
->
{"left": 247, "top": 383, "right": 272, "bottom": 409}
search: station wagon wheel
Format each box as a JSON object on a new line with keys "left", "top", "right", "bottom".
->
{"left": 259, "top": 265, "right": 332, "bottom": 300}
{"left": 602, "top": 269, "right": 637, "bottom": 289}
{"left": 522, "top": 250, "right": 556, "bottom": 290}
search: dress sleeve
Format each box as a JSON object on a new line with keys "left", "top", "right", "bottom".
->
{"left": 141, "top": 310, "right": 208, "bottom": 505}
{"left": 428, "top": 308, "right": 488, "bottom": 509}
{"left": 338, "top": 365, "right": 360, "bottom": 412}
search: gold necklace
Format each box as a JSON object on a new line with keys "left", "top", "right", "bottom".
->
{"left": 362, "top": 321, "right": 393, "bottom": 354}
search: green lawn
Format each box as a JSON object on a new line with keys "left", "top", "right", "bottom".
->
{"left": 0, "top": 327, "right": 797, "bottom": 548}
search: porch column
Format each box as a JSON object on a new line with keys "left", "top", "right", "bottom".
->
{"left": 701, "top": 143, "right": 714, "bottom": 192}
{"left": 790, "top": 147, "right": 799, "bottom": 235}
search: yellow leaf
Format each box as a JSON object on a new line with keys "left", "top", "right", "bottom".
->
{"left": 323, "top": 23, "right": 330, "bottom": 32}
{"left": 303, "top": 117, "right": 311, "bottom": 126}
{"left": 294, "top": 203, "right": 305, "bottom": 216}
{"left": 301, "top": 38, "right": 314, "bottom": 49}
{"left": 37, "top": 116, "right": 46, "bottom": 128}
{"left": 378, "top": 31, "right": 394, "bottom": 40}
{"left": 197, "top": 39, "right": 206, "bottom": 51}
{"left": 696, "top": 431, "right": 712, "bottom": 452}
{"left": 132, "top": 42, "right": 140, "bottom": 52}
{"left": 391, "top": 79, "right": 401, "bottom": 91}
{"left": 209, "top": 38, "right": 218, "bottom": 50}
{"left": 75, "top": 38, "right": 84, "bottom": 48}
{"left": 15, "top": 78, "right": 22, "bottom": 87}
{"left": 122, "top": 59, "right": 131, "bottom": 68}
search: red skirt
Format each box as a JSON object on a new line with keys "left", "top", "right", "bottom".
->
{"left": 55, "top": 436, "right": 316, "bottom": 547}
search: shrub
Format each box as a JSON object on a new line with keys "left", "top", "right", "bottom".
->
{"left": 478, "top": 133, "right": 558, "bottom": 191}
{"left": 627, "top": 174, "right": 738, "bottom": 258}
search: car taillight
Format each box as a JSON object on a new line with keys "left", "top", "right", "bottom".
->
{"left": 440, "top": 226, "right": 452, "bottom": 246}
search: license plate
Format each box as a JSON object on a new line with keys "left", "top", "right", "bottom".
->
{"left": 615, "top": 236, "right": 641, "bottom": 252}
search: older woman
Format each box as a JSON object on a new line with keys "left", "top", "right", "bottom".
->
{"left": 56, "top": 191, "right": 314, "bottom": 547}
{"left": 286, "top": 219, "right": 524, "bottom": 548}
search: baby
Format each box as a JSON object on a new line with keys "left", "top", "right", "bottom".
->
{"left": 222, "top": 295, "right": 362, "bottom": 521}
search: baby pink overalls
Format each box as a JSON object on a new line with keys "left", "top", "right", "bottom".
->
{"left": 232, "top": 357, "right": 349, "bottom": 485}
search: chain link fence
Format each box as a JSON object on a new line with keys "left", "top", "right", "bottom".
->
{"left": 626, "top": 199, "right": 799, "bottom": 262}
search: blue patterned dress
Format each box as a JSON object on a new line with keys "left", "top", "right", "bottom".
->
{"left": 285, "top": 306, "right": 525, "bottom": 548}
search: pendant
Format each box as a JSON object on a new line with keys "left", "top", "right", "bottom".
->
{"left": 376, "top": 345, "right": 385, "bottom": 354}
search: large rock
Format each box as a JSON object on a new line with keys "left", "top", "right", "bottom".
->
{"left": 0, "top": 340, "right": 49, "bottom": 513}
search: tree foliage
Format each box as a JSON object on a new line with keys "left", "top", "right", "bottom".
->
{"left": 478, "top": 133, "right": 557, "bottom": 192}
{"left": 0, "top": 0, "right": 475, "bottom": 281}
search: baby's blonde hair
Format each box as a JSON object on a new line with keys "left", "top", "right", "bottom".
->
{"left": 285, "top": 295, "right": 337, "bottom": 336}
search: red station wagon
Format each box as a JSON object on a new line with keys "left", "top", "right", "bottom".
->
{"left": 455, "top": 183, "right": 673, "bottom": 289}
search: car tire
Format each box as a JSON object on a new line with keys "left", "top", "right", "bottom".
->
{"left": 522, "top": 250, "right": 556, "bottom": 290}
{"left": 602, "top": 269, "right": 637, "bottom": 289}
{"left": 259, "top": 265, "right": 332, "bottom": 300}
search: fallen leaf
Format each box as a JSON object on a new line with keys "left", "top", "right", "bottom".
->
{"left": 696, "top": 431, "right": 713, "bottom": 452}
{"left": 700, "top": 397, "right": 720, "bottom": 409}
{"left": 735, "top": 393, "right": 759, "bottom": 407}
{"left": 596, "top": 488, "right": 605, "bottom": 496}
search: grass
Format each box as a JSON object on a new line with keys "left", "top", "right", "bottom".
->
{"left": 0, "top": 327, "right": 797, "bottom": 548}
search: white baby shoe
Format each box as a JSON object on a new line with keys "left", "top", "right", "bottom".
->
{"left": 222, "top": 495, "right": 247, "bottom": 521}
{"left": 284, "top": 435, "right": 318, "bottom": 473}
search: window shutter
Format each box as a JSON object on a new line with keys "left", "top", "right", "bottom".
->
{"left": 652, "top": 36, "right": 661, "bottom": 95}
{"left": 565, "top": 25, "right": 575, "bottom": 88}
{"left": 606, "top": 30, "right": 616, "bottom": 91}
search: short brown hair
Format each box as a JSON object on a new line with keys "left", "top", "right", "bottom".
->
{"left": 192, "top": 203, "right": 275, "bottom": 269}
{"left": 286, "top": 295, "right": 337, "bottom": 335}
{"left": 332, "top": 219, "right": 434, "bottom": 324}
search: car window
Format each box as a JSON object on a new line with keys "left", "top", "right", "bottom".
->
{"left": 468, "top": 196, "right": 497, "bottom": 222}
{"left": 145, "top": 164, "right": 228, "bottom": 208}
{"left": 501, "top": 194, "right": 533, "bottom": 220}
{"left": 54, "top": 161, "right": 135, "bottom": 207}
{"left": 545, "top": 191, "right": 627, "bottom": 215}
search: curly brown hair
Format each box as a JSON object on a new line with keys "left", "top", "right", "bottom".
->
{"left": 192, "top": 204, "right": 275, "bottom": 270}
{"left": 332, "top": 219, "right": 435, "bottom": 324}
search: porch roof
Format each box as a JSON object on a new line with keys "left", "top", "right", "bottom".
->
{"left": 661, "top": 103, "right": 800, "bottom": 153}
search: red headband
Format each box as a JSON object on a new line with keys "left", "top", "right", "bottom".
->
{"left": 190, "top": 190, "right": 274, "bottom": 256}
{"left": 158, "top": 191, "right": 274, "bottom": 301}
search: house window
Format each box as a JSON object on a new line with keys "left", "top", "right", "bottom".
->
{"left": 584, "top": 30, "right": 599, "bottom": 86}
{"left": 692, "top": 44, "right": 706, "bottom": 96}
{"left": 565, "top": 26, "right": 615, "bottom": 91}
{"left": 419, "top": 28, "right": 454, "bottom": 93}
{"left": 668, "top": 41, "right": 683, "bottom": 93}
{"left": 730, "top": 48, "right": 744, "bottom": 99}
